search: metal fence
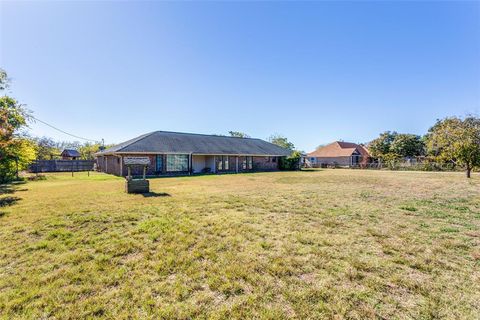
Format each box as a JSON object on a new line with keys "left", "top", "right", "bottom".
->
{"left": 303, "top": 161, "right": 461, "bottom": 172}
{"left": 29, "top": 160, "right": 95, "bottom": 173}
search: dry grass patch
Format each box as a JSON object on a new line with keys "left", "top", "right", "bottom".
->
{"left": 0, "top": 170, "right": 479, "bottom": 319}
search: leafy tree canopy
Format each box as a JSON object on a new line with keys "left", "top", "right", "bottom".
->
{"left": 425, "top": 116, "right": 480, "bottom": 178}
{"left": 78, "top": 142, "right": 108, "bottom": 160}
{"left": 268, "top": 134, "right": 295, "bottom": 152}
{"left": 368, "top": 131, "right": 425, "bottom": 159}
{"left": 0, "top": 69, "right": 33, "bottom": 182}
{"left": 390, "top": 134, "right": 425, "bottom": 157}
{"left": 0, "top": 96, "right": 30, "bottom": 144}
{"left": 367, "top": 131, "right": 397, "bottom": 158}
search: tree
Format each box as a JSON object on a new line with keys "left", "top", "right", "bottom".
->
{"left": 0, "top": 69, "right": 33, "bottom": 182}
{"left": 0, "top": 96, "right": 29, "bottom": 143}
{"left": 367, "top": 131, "right": 397, "bottom": 159}
{"left": 0, "top": 97, "right": 32, "bottom": 182}
{"left": 78, "top": 142, "right": 105, "bottom": 160}
{"left": 425, "top": 116, "right": 480, "bottom": 178}
{"left": 390, "top": 134, "right": 425, "bottom": 157}
{"left": 268, "top": 134, "right": 295, "bottom": 152}
{"left": 33, "top": 137, "right": 60, "bottom": 160}
{"left": 228, "top": 131, "right": 250, "bottom": 138}
{"left": 368, "top": 131, "right": 425, "bottom": 161}
{"left": 0, "top": 137, "right": 37, "bottom": 181}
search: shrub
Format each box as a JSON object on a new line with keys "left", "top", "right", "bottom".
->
{"left": 280, "top": 151, "right": 301, "bottom": 171}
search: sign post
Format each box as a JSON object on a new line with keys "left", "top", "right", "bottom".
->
{"left": 124, "top": 157, "right": 151, "bottom": 194}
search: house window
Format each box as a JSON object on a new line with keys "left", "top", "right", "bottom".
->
{"left": 166, "top": 154, "right": 189, "bottom": 172}
{"left": 224, "top": 156, "right": 229, "bottom": 170}
{"left": 352, "top": 155, "right": 360, "bottom": 165}
{"left": 272, "top": 157, "right": 276, "bottom": 163}
{"left": 217, "top": 157, "right": 223, "bottom": 171}
{"left": 247, "top": 156, "right": 253, "bottom": 170}
{"left": 242, "top": 157, "right": 247, "bottom": 170}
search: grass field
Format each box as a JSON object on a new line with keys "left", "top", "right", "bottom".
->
{"left": 0, "top": 170, "right": 479, "bottom": 319}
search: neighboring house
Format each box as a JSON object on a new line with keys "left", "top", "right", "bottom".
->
{"left": 61, "top": 149, "right": 81, "bottom": 160}
{"left": 307, "top": 141, "right": 370, "bottom": 167}
{"left": 95, "top": 131, "right": 291, "bottom": 177}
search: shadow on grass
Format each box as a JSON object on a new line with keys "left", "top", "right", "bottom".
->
{"left": 0, "top": 196, "right": 22, "bottom": 218}
{"left": 0, "top": 181, "right": 27, "bottom": 195}
{"left": 141, "top": 192, "right": 171, "bottom": 198}
{"left": 0, "top": 181, "right": 26, "bottom": 217}
{"left": 0, "top": 196, "right": 21, "bottom": 207}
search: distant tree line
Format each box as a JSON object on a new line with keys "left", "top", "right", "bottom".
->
{"left": 32, "top": 136, "right": 110, "bottom": 161}
{"left": 367, "top": 116, "right": 480, "bottom": 178}
{"left": 0, "top": 68, "right": 110, "bottom": 182}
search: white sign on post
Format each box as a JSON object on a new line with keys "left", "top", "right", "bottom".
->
{"left": 123, "top": 157, "right": 151, "bottom": 166}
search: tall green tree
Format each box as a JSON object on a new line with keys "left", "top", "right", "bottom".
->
{"left": 425, "top": 116, "right": 480, "bottom": 178}
{"left": 0, "top": 137, "right": 37, "bottom": 181}
{"left": 0, "top": 69, "right": 34, "bottom": 181}
{"left": 390, "top": 134, "right": 425, "bottom": 157}
{"left": 368, "top": 131, "right": 426, "bottom": 160}
{"left": 367, "top": 131, "right": 397, "bottom": 159}
{"left": 268, "top": 134, "right": 295, "bottom": 152}
{"left": 78, "top": 142, "right": 106, "bottom": 160}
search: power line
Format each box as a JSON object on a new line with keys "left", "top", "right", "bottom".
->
{"left": 31, "top": 115, "right": 100, "bottom": 143}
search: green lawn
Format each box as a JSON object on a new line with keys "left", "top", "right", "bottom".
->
{"left": 0, "top": 170, "right": 479, "bottom": 319}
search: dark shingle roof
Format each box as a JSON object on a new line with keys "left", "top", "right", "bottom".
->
{"left": 62, "top": 149, "right": 81, "bottom": 157}
{"left": 96, "top": 131, "right": 291, "bottom": 156}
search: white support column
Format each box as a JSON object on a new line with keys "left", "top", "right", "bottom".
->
{"left": 236, "top": 156, "right": 238, "bottom": 173}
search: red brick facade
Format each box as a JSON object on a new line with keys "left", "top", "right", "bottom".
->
{"left": 97, "top": 154, "right": 281, "bottom": 177}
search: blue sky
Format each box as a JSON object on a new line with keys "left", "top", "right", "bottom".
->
{"left": 1, "top": 1, "right": 479, "bottom": 152}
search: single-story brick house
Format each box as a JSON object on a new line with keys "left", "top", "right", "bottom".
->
{"left": 95, "top": 131, "right": 291, "bottom": 177}
{"left": 306, "top": 141, "right": 371, "bottom": 167}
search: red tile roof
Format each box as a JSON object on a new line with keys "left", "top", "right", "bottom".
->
{"left": 307, "top": 141, "right": 370, "bottom": 158}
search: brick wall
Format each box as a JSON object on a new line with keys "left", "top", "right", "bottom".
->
{"left": 312, "top": 156, "right": 352, "bottom": 167}
{"left": 97, "top": 154, "right": 282, "bottom": 176}
{"left": 105, "top": 155, "right": 121, "bottom": 175}
{"left": 122, "top": 154, "right": 158, "bottom": 177}
{"left": 253, "top": 156, "right": 280, "bottom": 171}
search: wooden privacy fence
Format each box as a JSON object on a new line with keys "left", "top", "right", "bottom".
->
{"left": 29, "top": 160, "right": 95, "bottom": 173}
